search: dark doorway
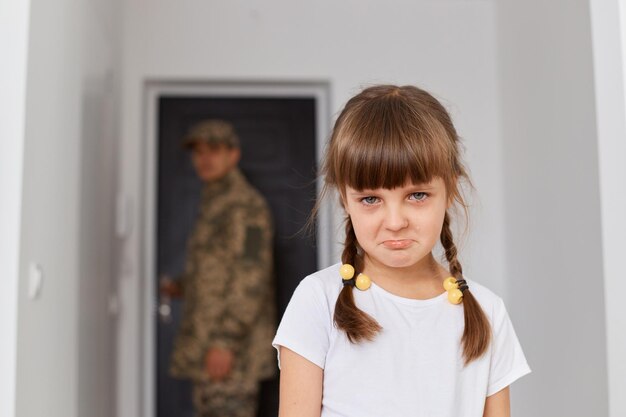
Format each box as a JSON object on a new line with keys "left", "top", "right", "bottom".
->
{"left": 156, "top": 96, "right": 319, "bottom": 417}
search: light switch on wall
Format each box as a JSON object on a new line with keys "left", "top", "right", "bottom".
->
{"left": 28, "top": 262, "right": 43, "bottom": 300}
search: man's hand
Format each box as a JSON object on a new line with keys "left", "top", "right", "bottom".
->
{"left": 159, "top": 277, "right": 183, "bottom": 298}
{"left": 205, "top": 347, "right": 234, "bottom": 381}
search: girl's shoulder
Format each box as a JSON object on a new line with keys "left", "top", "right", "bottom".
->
{"left": 279, "top": 263, "right": 342, "bottom": 326}
{"left": 464, "top": 278, "right": 509, "bottom": 322}
{"left": 296, "top": 262, "right": 343, "bottom": 300}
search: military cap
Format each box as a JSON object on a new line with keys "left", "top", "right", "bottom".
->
{"left": 182, "top": 119, "right": 240, "bottom": 149}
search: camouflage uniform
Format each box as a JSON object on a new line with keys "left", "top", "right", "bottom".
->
{"left": 170, "top": 122, "right": 276, "bottom": 417}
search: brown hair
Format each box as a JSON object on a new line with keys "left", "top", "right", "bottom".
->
{"left": 321, "top": 85, "right": 491, "bottom": 365}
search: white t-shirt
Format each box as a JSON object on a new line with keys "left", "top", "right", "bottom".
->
{"left": 272, "top": 263, "right": 531, "bottom": 417}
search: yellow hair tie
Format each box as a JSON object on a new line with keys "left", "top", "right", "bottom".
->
{"left": 443, "top": 277, "right": 469, "bottom": 304}
{"left": 340, "top": 264, "right": 371, "bottom": 291}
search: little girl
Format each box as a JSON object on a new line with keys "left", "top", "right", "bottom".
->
{"left": 272, "top": 85, "right": 530, "bottom": 417}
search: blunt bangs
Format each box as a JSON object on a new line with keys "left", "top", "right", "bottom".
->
{"left": 331, "top": 97, "right": 454, "bottom": 192}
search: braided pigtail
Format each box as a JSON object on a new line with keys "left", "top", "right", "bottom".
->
{"left": 333, "top": 217, "right": 382, "bottom": 343}
{"left": 441, "top": 212, "right": 491, "bottom": 365}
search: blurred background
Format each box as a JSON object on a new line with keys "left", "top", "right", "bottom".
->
{"left": 1, "top": 0, "right": 625, "bottom": 416}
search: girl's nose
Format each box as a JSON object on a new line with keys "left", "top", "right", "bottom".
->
{"left": 384, "top": 205, "right": 409, "bottom": 231}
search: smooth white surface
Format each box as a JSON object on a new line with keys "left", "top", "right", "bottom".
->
{"left": 118, "top": 3, "right": 504, "bottom": 414}
{"left": 497, "top": 0, "right": 608, "bottom": 416}
{"left": 0, "top": 1, "right": 31, "bottom": 416}
{"left": 590, "top": 0, "right": 626, "bottom": 415}
{"left": 15, "top": 0, "right": 121, "bottom": 416}
{"left": 273, "top": 263, "right": 531, "bottom": 417}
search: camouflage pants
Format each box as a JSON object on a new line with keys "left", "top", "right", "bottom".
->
{"left": 192, "top": 373, "right": 259, "bottom": 417}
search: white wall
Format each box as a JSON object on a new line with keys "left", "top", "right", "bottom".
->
{"left": 497, "top": 0, "right": 609, "bottom": 416}
{"left": 5, "top": 1, "right": 620, "bottom": 416}
{"left": 0, "top": 1, "right": 31, "bottom": 416}
{"left": 590, "top": 1, "right": 626, "bottom": 415}
{"left": 118, "top": 1, "right": 504, "bottom": 415}
{"left": 15, "top": 0, "right": 121, "bottom": 416}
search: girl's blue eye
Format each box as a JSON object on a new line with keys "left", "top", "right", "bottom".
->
{"left": 361, "top": 196, "right": 379, "bottom": 205}
{"left": 410, "top": 192, "right": 428, "bottom": 201}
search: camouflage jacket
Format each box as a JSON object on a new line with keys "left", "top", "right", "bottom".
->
{"left": 170, "top": 168, "right": 276, "bottom": 382}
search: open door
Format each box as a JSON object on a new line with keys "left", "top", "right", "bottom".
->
{"left": 150, "top": 84, "right": 332, "bottom": 416}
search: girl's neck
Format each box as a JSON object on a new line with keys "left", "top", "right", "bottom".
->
{"left": 362, "top": 253, "right": 449, "bottom": 300}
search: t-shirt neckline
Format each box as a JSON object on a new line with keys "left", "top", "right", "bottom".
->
{"left": 369, "top": 281, "right": 448, "bottom": 307}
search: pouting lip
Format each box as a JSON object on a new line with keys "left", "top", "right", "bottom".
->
{"left": 381, "top": 239, "right": 414, "bottom": 249}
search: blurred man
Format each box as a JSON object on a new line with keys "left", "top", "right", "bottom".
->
{"left": 162, "top": 119, "right": 276, "bottom": 417}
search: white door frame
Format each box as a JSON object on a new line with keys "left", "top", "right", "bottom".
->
{"left": 139, "top": 80, "right": 336, "bottom": 417}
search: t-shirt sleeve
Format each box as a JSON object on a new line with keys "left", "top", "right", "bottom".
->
{"left": 272, "top": 276, "right": 332, "bottom": 370}
{"left": 487, "top": 298, "right": 532, "bottom": 396}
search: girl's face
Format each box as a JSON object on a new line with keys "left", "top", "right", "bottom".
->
{"left": 344, "top": 178, "right": 450, "bottom": 271}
